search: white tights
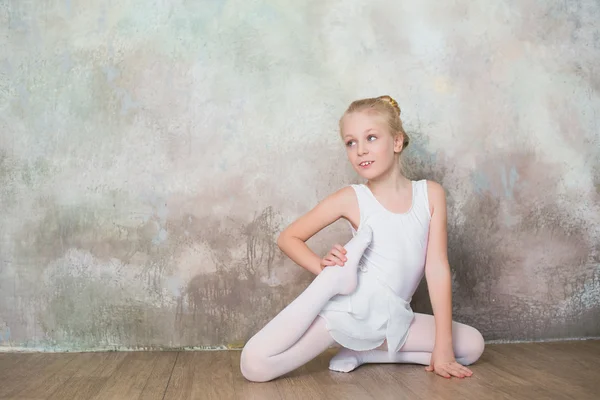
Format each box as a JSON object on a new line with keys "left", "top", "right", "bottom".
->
{"left": 240, "top": 227, "right": 485, "bottom": 382}
{"left": 327, "top": 313, "right": 485, "bottom": 373}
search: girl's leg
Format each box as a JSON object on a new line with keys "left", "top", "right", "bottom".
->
{"left": 329, "top": 312, "right": 485, "bottom": 373}
{"left": 240, "top": 226, "right": 373, "bottom": 382}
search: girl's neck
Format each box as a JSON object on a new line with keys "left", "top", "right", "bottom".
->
{"left": 366, "top": 165, "right": 411, "bottom": 194}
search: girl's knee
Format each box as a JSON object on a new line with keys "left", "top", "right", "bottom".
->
{"left": 240, "top": 345, "right": 273, "bottom": 382}
{"left": 457, "top": 326, "right": 485, "bottom": 365}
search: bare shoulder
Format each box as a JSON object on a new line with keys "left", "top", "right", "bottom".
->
{"left": 312, "top": 185, "right": 358, "bottom": 225}
{"left": 323, "top": 185, "right": 356, "bottom": 209}
{"left": 425, "top": 180, "right": 447, "bottom": 215}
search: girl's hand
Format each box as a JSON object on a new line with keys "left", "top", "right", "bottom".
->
{"left": 320, "top": 244, "right": 347, "bottom": 269}
{"left": 425, "top": 346, "right": 473, "bottom": 379}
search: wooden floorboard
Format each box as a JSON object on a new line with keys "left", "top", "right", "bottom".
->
{"left": 138, "top": 352, "right": 178, "bottom": 400}
{"left": 91, "top": 352, "right": 160, "bottom": 400}
{"left": 0, "top": 340, "right": 598, "bottom": 400}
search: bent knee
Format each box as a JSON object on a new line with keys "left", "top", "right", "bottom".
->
{"left": 457, "top": 326, "right": 485, "bottom": 366}
{"left": 462, "top": 327, "right": 485, "bottom": 365}
{"left": 240, "top": 345, "right": 274, "bottom": 382}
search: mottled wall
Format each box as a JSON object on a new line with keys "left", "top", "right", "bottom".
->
{"left": 1, "top": 0, "right": 599, "bottom": 351}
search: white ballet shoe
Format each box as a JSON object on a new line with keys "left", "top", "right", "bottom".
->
{"left": 323, "top": 224, "right": 372, "bottom": 295}
{"left": 329, "top": 348, "right": 363, "bottom": 373}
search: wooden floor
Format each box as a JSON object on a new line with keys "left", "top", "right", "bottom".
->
{"left": 0, "top": 340, "right": 598, "bottom": 399}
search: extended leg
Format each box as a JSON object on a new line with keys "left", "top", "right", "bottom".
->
{"left": 240, "top": 226, "right": 372, "bottom": 381}
{"left": 329, "top": 312, "right": 485, "bottom": 373}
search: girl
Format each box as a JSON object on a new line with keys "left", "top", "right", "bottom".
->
{"left": 240, "top": 95, "right": 485, "bottom": 382}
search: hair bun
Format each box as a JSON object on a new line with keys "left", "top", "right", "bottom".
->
{"left": 378, "top": 95, "right": 401, "bottom": 116}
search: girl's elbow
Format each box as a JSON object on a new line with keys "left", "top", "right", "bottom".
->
{"left": 276, "top": 233, "right": 285, "bottom": 250}
{"left": 276, "top": 232, "right": 291, "bottom": 250}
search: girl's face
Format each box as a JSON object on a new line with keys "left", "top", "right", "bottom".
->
{"left": 341, "top": 111, "right": 404, "bottom": 179}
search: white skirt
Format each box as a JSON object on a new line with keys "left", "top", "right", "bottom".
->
{"left": 318, "top": 265, "right": 415, "bottom": 358}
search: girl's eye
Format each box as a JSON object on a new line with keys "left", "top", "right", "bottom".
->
{"left": 367, "top": 135, "right": 376, "bottom": 142}
{"left": 346, "top": 140, "right": 356, "bottom": 147}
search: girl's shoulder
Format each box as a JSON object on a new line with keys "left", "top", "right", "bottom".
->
{"left": 321, "top": 185, "right": 358, "bottom": 211}
{"left": 423, "top": 179, "right": 445, "bottom": 198}
{"left": 423, "top": 179, "right": 446, "bottom": 216}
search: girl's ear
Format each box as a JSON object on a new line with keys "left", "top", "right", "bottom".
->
{"left": 393, "top": 133, "right": 404, "bottom": 153}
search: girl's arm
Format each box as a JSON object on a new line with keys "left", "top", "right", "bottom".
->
{"left": 424, "top": 181, "right": 454, "bottom": 352}
{"left": 277, "top": 186, "right": 358, "bottom": 275}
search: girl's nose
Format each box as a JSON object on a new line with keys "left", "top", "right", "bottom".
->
{"left": 357, "top": 142, "right": 368, "bottom": 156}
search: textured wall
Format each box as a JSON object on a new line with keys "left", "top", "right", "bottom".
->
{"left": 1, "top": 0, "right": 599, "bottom": 351}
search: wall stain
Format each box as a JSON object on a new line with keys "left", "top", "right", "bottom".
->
{"left": 0, "top": 150, "right": 18, "bottom": 208}
{"left": 0, "top": 324, "right": 10, "bottom": 343}
{"left": 244, "top": 206, "right": 280, "bottom": 279}
{"left": 174, "top": 205, "right": 290, "bottom": 347}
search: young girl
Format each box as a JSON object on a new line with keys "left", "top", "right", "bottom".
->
{"left": 240, "top": 95, "right": 485, "bottom": 382}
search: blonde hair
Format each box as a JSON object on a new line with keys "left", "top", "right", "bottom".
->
{"left": 340, "top": 95, "right": 410, "bottom": 153}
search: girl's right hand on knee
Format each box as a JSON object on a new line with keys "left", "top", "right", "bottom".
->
{"left": 320, "top": 244, "right": 347, "bottom": 268}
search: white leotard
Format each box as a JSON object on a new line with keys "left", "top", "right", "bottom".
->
{"left": 319, "top": 179, "right": 431, "bottom": 356}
